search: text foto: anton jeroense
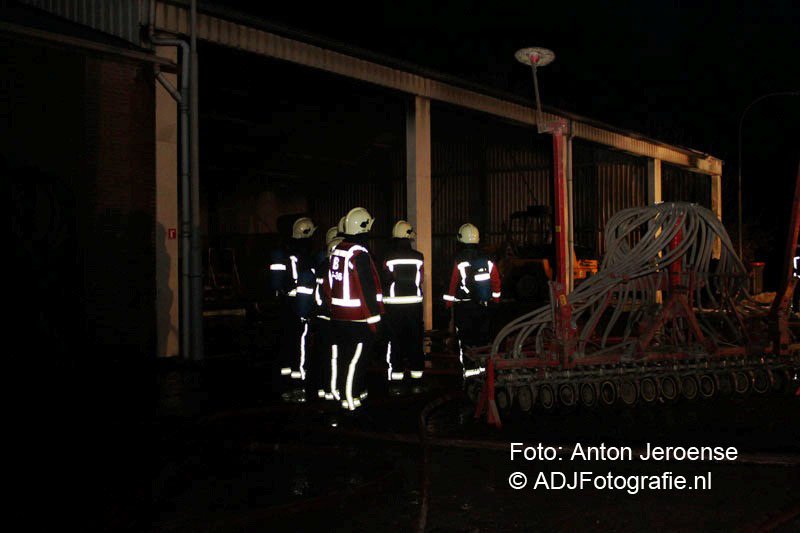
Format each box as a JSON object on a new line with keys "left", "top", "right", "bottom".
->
{"left": 510, "top": 442, "right": 739, "bottom": 462}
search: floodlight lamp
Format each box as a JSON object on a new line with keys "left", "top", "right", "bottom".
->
{"left": 514, "top": 47, "right": 555, "bottom": 68}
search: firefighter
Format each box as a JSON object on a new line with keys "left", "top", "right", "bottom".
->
{"left": 311, "top": 227, "right": 343, "bottom": 401}
{"left": 381, "top": 220, "right": 425, "bottom": 391}
{"left": 326, "top": 207, "right": 384, "bottom": 411}
{"left": 443, "top": 223, "right": 501, "bottom": 378}
{"left": 269, "top": 216, "right": 317, "bottom": 402}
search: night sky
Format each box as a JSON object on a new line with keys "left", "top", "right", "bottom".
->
{"left": 216, "top": 0, "right": 799, "bottom": 280}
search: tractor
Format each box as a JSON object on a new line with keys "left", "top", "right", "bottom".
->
{"left": 497, "top": 204, "right": 597, "bottom": 302}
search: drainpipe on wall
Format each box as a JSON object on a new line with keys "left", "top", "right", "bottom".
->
{"left": 188, "top": 0, "right": 204, "bottom": 361}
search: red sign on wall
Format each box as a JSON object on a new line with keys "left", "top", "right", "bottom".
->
{"left": 168, "top": 228, "right": 177, "bottom": 240}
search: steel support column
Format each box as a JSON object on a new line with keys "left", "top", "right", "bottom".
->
{"left": 406, "top": 96, "right": 433, "bottom": 329}
{"left": 648, "top": 158, "right": 664, "bottom": 302}
{"left": 552, "top": 126, "right": 570, "bottom": 293}
{"left": 711, "top": 174, "right": 722, "bottom": 258}
{"left": 647, "top": 158, "right": 662, "bottom": 204}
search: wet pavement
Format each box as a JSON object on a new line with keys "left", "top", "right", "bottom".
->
{"left": 44, "top": 324, "right": 800, "bottom": 531}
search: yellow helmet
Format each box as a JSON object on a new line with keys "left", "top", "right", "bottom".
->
{"left": 324, "top": 226, "right": 339, "bottom": 246}
{"left": 337, "top": 216, "right": 346, "bottom": 234}
{"left": 457, "top": 223, "right": 479, "bottom": 244}
{"left": 392, "top": 220, "right": 416, "bottom": 239}
{"left": 343, "top": 207, "right": 374, "bottom": 235}
{"left": 292, "top": 217, "right": 317, "bottom": 239}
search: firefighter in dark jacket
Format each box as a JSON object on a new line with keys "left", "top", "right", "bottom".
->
{"left": 269, "top": 216, "right": 317, "bottom": 402}
{"left": 443, "top": 223, "right": 501, "bottom": 378}
{"left": 325, "top": 207, "right": 384, "bottom": 411}
{"left": 311, "top": 226, "right": 344, "bottom": 401}
{"left": 381, "top": 220, "right": 425, "bottom": 386}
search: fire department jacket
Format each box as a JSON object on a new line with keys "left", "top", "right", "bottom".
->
{"left": 325, "top": 236, "right": 384, "bottom": 323}
{"left": 443, "top": 244, "right": 501, "bottom": 308}
{"left": 269, "top": 239, "right": 316, "bottom": 317}
{"left": 381, "top": 239, "right": 424, "bottom": 305}
{"left": 313, "top": 251, "right": 330, "bottom": 320}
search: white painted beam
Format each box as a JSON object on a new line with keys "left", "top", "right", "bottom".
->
{"left": 711, "top": 174, "right": 723, "bottom": 258}
{"left": 155, "top": 45, "right": 180, "bottom": 357}
{"left": 406, "top": 96, "right": 433, "bottom": 330}
{"left": 647, "top": 158, "right": 662, "bottom": 204}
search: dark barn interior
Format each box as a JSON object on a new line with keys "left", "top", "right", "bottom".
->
{"left": 5, "top": 1, "right": 799, "bottom": 531}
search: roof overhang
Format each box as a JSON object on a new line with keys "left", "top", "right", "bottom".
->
{"left": 153, "top": 1, "right": 722, "bottom": 176}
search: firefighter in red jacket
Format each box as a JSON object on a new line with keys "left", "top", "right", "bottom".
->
{"left": 312, "top": 227, "right": 344, "bottom": 401}
{"left": 443, "top": 223, "right": 501, "bottom": 378}
{"left": 326, "top": 207, "right": 384, "bottom": 411}
{"left": 381, "top": 220, "right": 425, "bottom": 389}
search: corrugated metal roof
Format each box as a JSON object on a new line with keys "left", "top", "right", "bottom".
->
{"left": 19, "top": 0, "right": 144, "bottom": 45}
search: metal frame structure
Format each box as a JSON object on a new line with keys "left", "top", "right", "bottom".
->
{"left": 148, "top": 0, "right": 723, "bottom": 331}
{"left": 13, "top": 0, "right": 726, "bottom": 347}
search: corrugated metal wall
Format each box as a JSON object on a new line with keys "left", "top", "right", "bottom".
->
{"left": 20, "top": 0, "right": 144, "bottom": 45}
{"left": 430, "top": 108, "right": 552, "bottom": 291}
{"left": 431, "top": 138, "right": 480, "bottom": 290}
{"left": 573, "top": 143, "right": 648, "bottom": 257}
{"left": 662, "top": 163, "right": 712, "bottom": 207}
{"left": 308, "top": 147, "right": 406, "bottom": 256}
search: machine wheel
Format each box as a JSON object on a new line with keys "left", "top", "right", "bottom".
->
{"left": 681, "top": 374, "right": 699, "bottom": 400}
{"left": 579, "top": 382, "right": 598, "bottom": 408}
{"left": 659, "top": 375, "right": 680, "bottom": 402}
{"left": 731, "top": 370, "right": 750, "bottom": 395}
{"left": 517, "top": 385, "right": 534, "bottom": 412}
{"left": 769, "top": 368, "right": 788, "bottom": 393}
{"left": 751, "top": 368, "right": 771, "bottom": 394}
{"left": 698, "top": 374, "right": 716, "bottom": 399}
{"left": 466, "top": 380, "right": 482, "bottom": 403}
{"left": 496, "top": 387, "right": 512, "bottom": 412}
{"left": 515, "top": 272, "right": 548, "bottom": 302}
{"left": 538, "top": 383, "right": 556, "bottom": 410}
{"left": 599, "top": 380, "right": 617, "bottom": 406}
{"left": 639, "top": 377, "right": 658, "bottom": 403}
{"left": 558, "top": 383, "right": 577, "bottom": 407}
{"left": 619, "top": 379, "right": 638, "bottom": 406}
{"left": 715, "top": 372, "right": 733, "bottom": 396}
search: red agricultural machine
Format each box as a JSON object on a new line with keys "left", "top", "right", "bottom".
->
{"left": 469, "top": 172, "right": 800, "bottom": 428}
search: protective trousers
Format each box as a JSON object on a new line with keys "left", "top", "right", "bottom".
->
{"left": 384, "top": 302, "right": 424, "bottom": 381}
{"left": 330, "top": 320, "right": 375, "bottom": 410}
{"left": 278, "top": 299, "right": 309, "bottom": 382}
{"left": 453, "top": 301, "right": 490, "bottom": 377}
{"left": 311, "top": 318, "right": 333, "bottom": 400}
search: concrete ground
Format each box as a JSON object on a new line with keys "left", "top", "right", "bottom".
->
{"left": 40, "top": 314, "right": 800, "bottom": 531}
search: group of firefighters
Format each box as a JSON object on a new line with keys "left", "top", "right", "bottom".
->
{"left": 269, "top": 207, "right": 501, "bottom": 412}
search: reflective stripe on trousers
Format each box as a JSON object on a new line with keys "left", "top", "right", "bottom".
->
{"left": 291, "top": 319, "right": 309, "bottom": 380}
{"left": 345, "top": 343, "right": 363, "bottom": 410}
{"left": 330, "top": 345, "right": 340, "bottom": 401}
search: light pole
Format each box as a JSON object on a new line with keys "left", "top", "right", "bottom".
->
{"left": 514, "top": 47, "right": 555, "bottom": 134}
{"left": 737, "top": 91, "right": 799, "bottom": 259}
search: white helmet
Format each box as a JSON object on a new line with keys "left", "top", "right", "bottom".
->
{"left": 327, "top": 236, "right": 344, "bottom": 257}
{"left": 292, "top": 217, "right": 317, "bottom": 239}
{"left": 337, "top": 216, "right": 346, "bottom": 234}
{"left": 343, "top": 207, "right": 374, "bottom": 235}
{"left": 392, "top": 220, "right": 416, "bottom": 239}
{"left": 457, "top": 223, "right": 479, "bottom": 244}
{"left": 324, "top": 226, "right": 339, "bottom": 246}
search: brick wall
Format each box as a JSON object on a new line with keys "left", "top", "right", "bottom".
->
{"left": 83, "top": 56, "right": 156, "bottom": 358}
{"left": 6, "top": 38, "right": 156, "bottom": 362}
